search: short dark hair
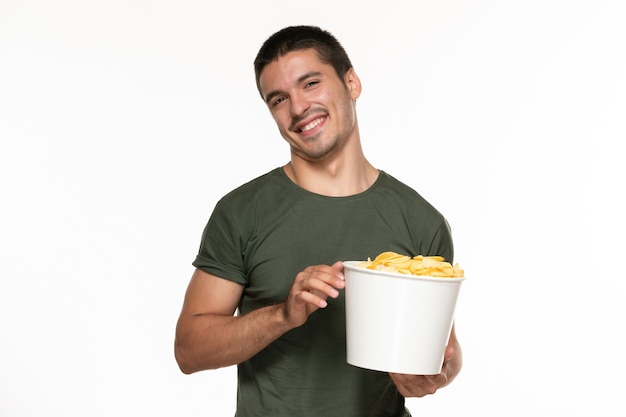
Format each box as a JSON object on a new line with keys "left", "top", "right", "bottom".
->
{"left": 254, "top": 25, "right": 353, "bottom": 98}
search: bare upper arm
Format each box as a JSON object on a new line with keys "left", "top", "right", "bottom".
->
{"left": 175, "top": 269, "right": 246, "bottom": 372}
{"left": 179, "top": 268, "right": 244, "bottom": 318}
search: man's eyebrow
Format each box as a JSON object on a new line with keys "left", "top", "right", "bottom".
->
{"left": 297, "top": 71, "right": 322, "bottom": 83}
{"left": 263, "top": 71, "right": 323, "bottom": 104}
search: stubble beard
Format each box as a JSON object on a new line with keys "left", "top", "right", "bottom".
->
{"left": 292, "top": 133, "right": 343, "bottom": 163}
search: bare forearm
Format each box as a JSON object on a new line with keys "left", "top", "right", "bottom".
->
{"left": 175, "top": 303, "right": 292, "bottom": 374}
{"left": 175, "top": 263, "right": 345, "bottom": 374}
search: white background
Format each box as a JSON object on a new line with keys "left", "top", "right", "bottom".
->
{"left": 1, "top": 1, "right": 624, "bottom": 416}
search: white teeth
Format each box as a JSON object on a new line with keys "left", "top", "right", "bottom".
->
{"left": 301, "top": 118, "right": 323, "bottom": 132}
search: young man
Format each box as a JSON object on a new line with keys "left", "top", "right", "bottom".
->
{"left": 175, "top": 25, "right": 462, "bottom": 416}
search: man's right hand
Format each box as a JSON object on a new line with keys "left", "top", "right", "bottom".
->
{"left": 282, "top": 261, "right": 345, "bottom": 328}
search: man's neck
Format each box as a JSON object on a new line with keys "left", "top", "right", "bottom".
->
{"left": 283, "top": 156, "right": 379, "bottom": 197}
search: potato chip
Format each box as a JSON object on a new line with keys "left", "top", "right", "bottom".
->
{"left": 357, "top": 251, "right": 464, "bottom": 278}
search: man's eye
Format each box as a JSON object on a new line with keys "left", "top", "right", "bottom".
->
{"left": 272, "top": 96, "right": 287, "bottom": 106}
{"left": 305, "top": 81, "right": 319, "bottom": 88}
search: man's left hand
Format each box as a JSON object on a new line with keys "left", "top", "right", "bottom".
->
{"left": 389, "top": 345, "right": 457, "bottom": 397}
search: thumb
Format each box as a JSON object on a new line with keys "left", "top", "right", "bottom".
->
{"left": 444, "top": 345, "right": 455, "bottom": 362}
{"left": 332, "top": 260, "right": 345, "bottom": 273}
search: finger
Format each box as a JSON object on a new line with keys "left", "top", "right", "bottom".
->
{"left": 391, "top": 373, "right": 427, "bottom": 397}
{"left": 389, "top": 373, "right": 445, "bottom": 398}
{"left": 297, "top": 289, "right": 328, "bottom": 308}
{"left": 305, "top": 279, "right": 340, "bottom": 298}
{"left": 301, "top": 267, "right": 345, "bottom": 292}
{"left": 313, "top": 264, "right": 345, "bottom": 284}
{"left": 331, "top": 260, "right": 345, "bottom": 276}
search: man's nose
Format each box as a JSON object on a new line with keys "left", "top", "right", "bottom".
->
{"left": 290, "top": 92, "right": 310, "bottom": 117}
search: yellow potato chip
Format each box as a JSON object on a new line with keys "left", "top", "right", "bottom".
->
{"left": 357, "top": 251, "right": 464, "bottom": 278}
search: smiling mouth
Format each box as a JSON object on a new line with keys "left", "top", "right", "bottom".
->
{"left": 297, "top": 116, "right": 326, "bottom": 133}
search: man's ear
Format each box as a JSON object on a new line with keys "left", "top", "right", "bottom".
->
{"left": 345, "top": 68, "right": 362, "bottom": 99}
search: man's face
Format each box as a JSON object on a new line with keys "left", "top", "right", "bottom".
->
{"left": 258, "top": 49, "right": 362, "bottom": 163}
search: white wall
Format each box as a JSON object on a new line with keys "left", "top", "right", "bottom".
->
{"left": 1, "top": 1, "right": 624, "bottom": 415}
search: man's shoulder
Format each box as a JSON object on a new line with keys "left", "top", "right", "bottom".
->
{"left": 377, "top": 171, "right": 426, "bottom": 201}
{"left": 220, "top": 167, "right": 285, "bottom": 202}
{"left": 377, "top": 171, "right": 444, "bottom": 217}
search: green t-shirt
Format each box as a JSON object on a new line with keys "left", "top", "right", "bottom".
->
{"left": 193, "top": 168, "right": 454, "bottom": 417}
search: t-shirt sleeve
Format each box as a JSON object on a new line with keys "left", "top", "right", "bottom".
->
{"left": 192, "top": 198, "right": 249, "bottom": 285}
{"left": 425, "top": 217, "right": 455, "bottom": 263}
